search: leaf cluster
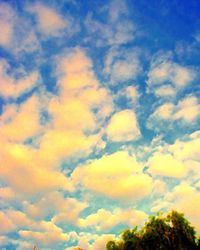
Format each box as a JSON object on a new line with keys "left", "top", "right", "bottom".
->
{"left": 106, "top": 210, "right": 200, "bottom": 250}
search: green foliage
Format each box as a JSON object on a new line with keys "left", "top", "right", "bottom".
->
{"left": 106, "top": 240, "right": 119, "bottom": 250}
{"left": 106, "top": 210, "right": 199, "bottom": 250}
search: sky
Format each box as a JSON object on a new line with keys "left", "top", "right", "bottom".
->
{"left": 0, "top": 0, "right": 200, "bottom": 249}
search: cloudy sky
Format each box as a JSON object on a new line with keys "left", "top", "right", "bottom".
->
{"left": 0, "top": 0, "right": 200, "bottom": 249}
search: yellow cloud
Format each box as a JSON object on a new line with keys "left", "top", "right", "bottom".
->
{"left": 91, "top": 234, "right": 118, "bottom": 250}
{"left": 169, "top": 131, "right": 200, "bottom": 161}
{"left": 0, "top": 211, "right": 15, "bottom": 234}
{"left": 48, "top": 97, "right": 96, "bottom": 131}
{"left": 72, "top": 151, "right": 152, "bottom": 201}
{"left": 0, "top": 142, "right": 73, "bottom": 195}
{"left": 173, "top": 96, "right": 200, "bottom": 122}
{"left": 78, "top": 208, "right": 147, "bottom": 231}
{"left": 0, "top": 60, "right": 38, "bottom": 99}
{"left": 148, "top": 152, "right": 188, "bottom": 178}
{"left": 19, "top": 227, "right": 68, "bottom": 248}
{"left": 65, "top": 232, "right": 116, "bottom": 250}
{"left": 156, "top": 182, "right": 200, "bottom": 233}
{"left": 0, "top": 95, "right": 41, "bottom": 142}
{"left": 38, "top": 129, "right": 99, "bottom": 169}
{"left": 150, "top": 96, "right": 200, "bottom": 123}
{"left": 40, "top": 48, "right": 114, "bottom": 168}
{"left": 106, "top": 109, "right": 141, "bottom": 142}
{"left": 57, "top": 48, "right": 99, "bottom": 91}
{"left": 0, "top": 48, "right": 114, "bottom": 199}
{"left": 0, "top": 187, "right": 15, "bottom": 201}
{"left": 24, "top": 191, "right": 88, "bottom": 223}
{"left": 52, "top": 197, "right": 88, "bottom": 224}
{"left": 153, "top": 103, "right": 174, "bottom": 119}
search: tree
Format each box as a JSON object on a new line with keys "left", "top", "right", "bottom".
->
{"left": 167, "top": 211, "right": 197, "bottom": 250}
{"left": 106, "top": 240, "right": 120, "bottom": 250}
{"left": 105, "top": 210, "right": 199, "bottom": 250}
{"left": 140, "top": 215, "right": 171, "bottom": 250}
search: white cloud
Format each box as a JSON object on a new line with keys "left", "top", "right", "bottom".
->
{"left": 0, "top": 60, "right": 39, "bottom": 99}
{"left": 0, "top": 3, "right": 40, "bottom": 55}
{"left": 0, "top": 3, "right": 15, "bottom": 47}
{"left": 85, "top": 0, "right": 135, "bottom": 47}
{"left": 108, "top": 0, "right": 128, "bottom": 23}
{"left": 85, "top": 15, "right": 135, "bottom": 47}
{"left": 147, "top": 95, "right": 200, "bottom": 131}
{"left": 106, "top": 109, "right": 141, "bottom": 142}
{"left": 28, "top": 3, "right": 67, "bottom": 37}
{"left": 124, "top": 86, "right": 139, "bottom": 103}
{"left": 154, "top": 85, "right": 176, "bottom": 97}
{"left": 148, "top": 58, "right": 195, "bottom": 88}
{"left": 104, "top": 48, "right": 141, "bottom": 84}
{"left": 147, "top": 52, "right": 196, "bottom": 97}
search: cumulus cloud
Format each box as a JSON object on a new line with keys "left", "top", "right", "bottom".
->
{"left": 54, "top": 48, "right": 113, "bottom": 122}
{"left": 0, "top": 211, "right": 15, "bottom": 234}
{"left": 72, "top": 151, "right": 152, "bottom": 201}
{"left": 0, "top": 208, "right": 72, "bottom": 249}
{"left": 168, "top": 130, "right": 200, "bottom": 161}
{"left": 1, "top": 2, "right": 199, "bottom": 248}
{"left": 0, "top": 3, "right": 40, "bottom": 55}
{"left": 151, "top": 182, "right": 200, "bottom": 232}
{"left": 0, "top": 60, "right": 39, "bottom": 99}
{"left": 148, "top": 152, "right": 188, "bottom": 178}
{"left": 148, "top": 53, "right": 196, "bottom": 87}
{"left": 147, "top": 95, "right": 200, "bottom": 132}
{"left": 0, "top": 3, "right": 15, "bottom": 48}
{"left": 78, "top": 208, "right": 147, "bottom": 231}
{"left": 106, "top": 109, "right": 141, "bottom": 142}
{"left": 104, "top": 48, "right": 141, "bottom": 84}
{"left": 85, "top": 7, "right": 135, "bottom": 47}
{"left": 0, "top": 142, "right": 73, "bottom": 195}
{"left": 83, "top": 0, "right": 137, "bottom": 48}
{"left": 24, "top": 191, "right": 88, "bottom": 224}
{"left": 19, "top": 226, "right": 68, "bottom": 248}
{"left": 0, "top": 95, "right": 41, "bottom": 142}
{"left": 113, "top": 85, "right": 139, "bottom": 109}
{"left": 0, "top": 48, "right": 114, "bottom": 200}
{"left": 147, "top": 52, "right": 196, "bottom": 96}
{"left": 27, "top": 3, "right": 67, "bottom": 37}
{"left": 154, "top": 85, "right": 176, "bottom": 97}
{"left": 124, "top": 86, "right": 139, "bottom": 103}
{"left": 41, "top": 48, "right": 113, "bottom": 166}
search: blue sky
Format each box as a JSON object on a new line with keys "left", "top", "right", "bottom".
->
{"left": 0, "top": 0, "right": 200, "bottom": 249}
